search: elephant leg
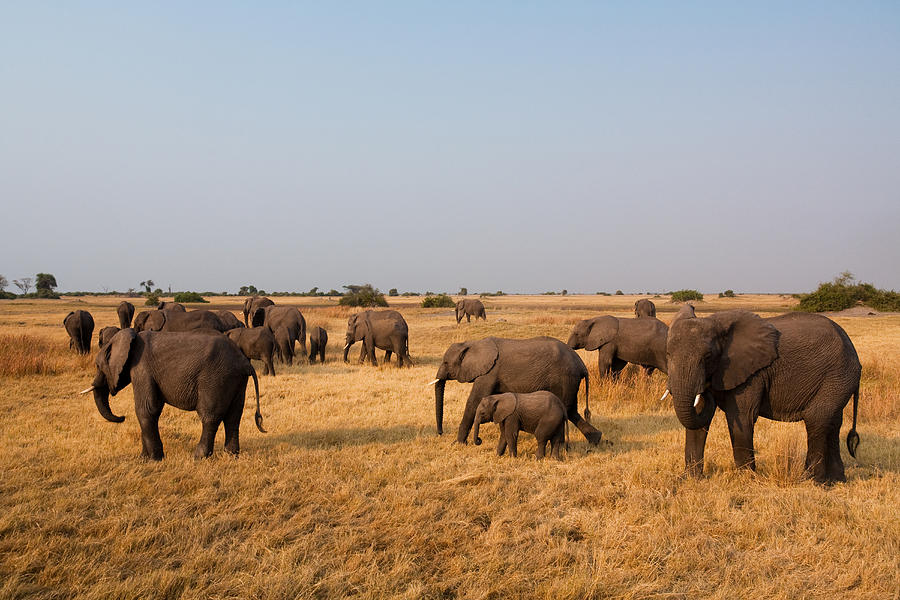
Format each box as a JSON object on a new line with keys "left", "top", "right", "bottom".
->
{"left": 723, "top": 399, "right": 757, "bottom": 471}
{"left": 609, "top": 357, "right": 628, "bottom": 380}
{"left": 551, "top": 429, "right": 564, "bottom": 460}
{"left": 457, "top": 379, "right": 496, "bottom": 444}
{"left": 466, "top": 314, "right": 471, "bottom": 323}
{"left": 505, "top": 420, "right": 519, "bottom": 458}
{"left": 358, "top": 344, "right": 366, "bottom": 364}
{"left": 384, "top": 350, "right": 393, "bottom": 365}
{"left": 535, "top": 420, "right": 558, "bottom": 459}
{"left": 136, "top": 393, "right": 165, "bottom": 461}
{"left": 803, "top": 419, "right": 831, "bottom": 484}
{"left": 684, "top": 427, "right": 710, "bottom": 477}
{"left": 824, "top": 413, "right": 846, "bottom": 483}
{"left": 223, "top": 398, "right": 244, "bottom": 456}
{"left": 319, "top": 347, "right": 326, "bottom": 364}
{"left": 496, "top": 432, "right": 507, "bottom": 456}
{"left": 561, "top": 378, "right": 603, "bottom": 446}
{"left": 266, "top": 355, "right": 276, "bottom": 377}
{"left": 596, "top": 346, "right": 616, "bottom": 377}
{"left": 367, "top": 340, "right": 378, "bottom": 366}
{"left": 194, "top": 419, "right": 221, "bottom": 460}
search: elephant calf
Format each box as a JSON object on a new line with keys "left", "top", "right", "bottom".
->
{"left": 473, "top": 391, "right": 567, "bottom": 460}
{"left": 308, "top": 326, "right": 327, "bottom": 364}
{"left": 98, "top": 326, "right": 120, "bottom": 349}
{"left": 64, "top": 310, "right": 94, "bottom": 355}
{"left": 226, "top": 327, "right": 277, "bottom": 376}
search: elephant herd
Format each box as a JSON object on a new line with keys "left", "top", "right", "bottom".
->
{"left": 66, "top": 297, "right": 862, "bottom": 484}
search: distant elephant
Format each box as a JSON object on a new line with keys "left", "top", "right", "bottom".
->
{"left": 156, "top": 301, "right": 185, "bottom": 312}
{"left": 243, "top": 296, "right": 274, "bottom": 326}
{"left": 343, "top": 310, "right": 412, "bottom": 366}
{"left": 634, "top": 299, "right": 656, "bottom": 318}
{"left": 665, "top": 310, "right": 861, "bottom": 484}
{"left": 430, "top": 336, "right": 601, "bottom": 446}
{"left": 473, "top": 391, "right": 567, "bottom": 460}
{"left": 98, "top": 326, "right": 120, "bottom": 348}
{"left": 671, "top": 303, "right": 696, "bottom": 323}
{"left": 117, "top": 301, "right": 135, "bottom": 328}
{"left": 456, "top": 299, "right": 486, "bottom": 323}
{"left": 252, "top": 305, "right": 306, "bottom": 365}
{"left": 567, "top": 316, "right": 668, "bottom": 377}
{"left": 308, "top": 326, "right": 327, "bottom": 364}
{"left": 226, "top": 327, "right": 276, "bottom": 376}
{"left": 134, "top": 309, "right": 228, "bottom": 333}
{"left": 81, "top": 329, "right": 265, "bottom": 460}
{"left": 64, "top": 310, "right": 94, "bottom": 354}
{"left": 215, "top": 310, "right": 244, "bottom": 331}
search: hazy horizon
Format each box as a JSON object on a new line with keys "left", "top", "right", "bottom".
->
{"left": 3, "top": 3, "right": 898, "bottom": 294}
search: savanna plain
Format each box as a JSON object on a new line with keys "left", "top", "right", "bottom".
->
{"left": 1, "top": 295, "right": 898, "bottom": 599}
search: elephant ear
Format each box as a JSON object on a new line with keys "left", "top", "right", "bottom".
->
{"left": 100, "top": 328, "right": 137, "bottom": 393}
{"left": 585, "top": 317, "right": 618, "bottom": 351}
{"left": 252, "top": 306, "right": 267, "bottom": 327}
{"left": 670, "top": 304, "right": 696, "bottom": 327}
{"left": 63, "top": 311, "right": 74, "bottom": 326}
{"left": 709, "top": 310, "right": 779, "bottom": 391}
{"left": 456, "top": 338, "right": 499, "bottom": 383}
{"left": 492, "top": 393, "right": 517, "bottom": 424}
{"left": 149, "top": 311, "right": 166, "bottom": 331}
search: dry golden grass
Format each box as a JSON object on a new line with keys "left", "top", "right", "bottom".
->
{"left": 0, "top": 295, "right": 898, "bottom": 599}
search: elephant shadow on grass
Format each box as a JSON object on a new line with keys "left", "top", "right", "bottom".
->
{"left": 261, "top": 424, "right": 423, "bottom": 450}
{"left": 571, "top": 412, "right": 681, "bottom": 457}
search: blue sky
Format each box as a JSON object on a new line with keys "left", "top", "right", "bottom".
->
{"left": 2, "top": 2, "right": 898, "bottom": 293}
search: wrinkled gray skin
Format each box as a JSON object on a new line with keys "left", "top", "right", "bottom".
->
{"left": 672, "top": 303, "right": 696, "bottom": 322}
{"left": 433, "top": 336, "right": 601, "bottom": 446}
{"left": 215, "top": 310, "right": 245, "bottom": 331}
{"left": 134, "top": 309, "right": 228, "bottom": 333}
{"left": 98, "top": 326, "right": 120, "bottom": 349}
{"left": 308, "top": 326, "right": 327, "bottom": 364}
{"left": 243, "top": 296, "right": 274, "bottom": 327}
{"left": 634, "top": 299, "right": 656, "bottom": 318}
{"left": 473, "top": 391, "right": 567, "bottom": 460}
{"left": 156, "top": 301, "right": 185, "bottom": 312}
{"left": 87, "top": 329, "right": 265, "bottom": 460}
{"left": 455, "top": 299, "right": 486, "bottom": 324}
{"left": 64, "top": 310, "right": 94, "bottom": 355}
{"left": 117, "top": 301, "right": 135, "bottom": 329}
{"left": 226, "top": 327, "right": 276, "bottom": 376}
{"left": 667, "top": 310, "right": 861, "bottom": 484}
{"left": 343, "top": 310, "right": 412, "bottom": 367}
{"left": 567, "top": 316, "right": 668, "bottom": 377}
{"left": 253, "top": 305, "right": 307, "bottom": 365}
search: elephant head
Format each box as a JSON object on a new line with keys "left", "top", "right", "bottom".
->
{"left": 666, "top": 310, "right": 779, "bottom": 430}
{"left": 82, "top": 328, "right": 137, "bottom": 423}
{"left": 251, "top": 306, "right": 268, "bottom": 328}
{"left": 343, "top": 312, "right": 368, "bottom": 361}
{"left": 242, "top": 297, "right": 254, "bottom": 326}
{"left": 133, "top": 311, "right": 151, "bottom": 332}
{"left": 472, "top": 393, "right": 516, "bottom": 445}
{"left": 566, "top": 317, "right": 618, "bottom": 351}
{"left": 432, "top": 338, "right": 499, "bottom": 435}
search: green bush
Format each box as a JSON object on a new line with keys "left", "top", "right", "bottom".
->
{"left": 670, "top": 289, "right": 704, "bottom": 302}
{"left": 173, "top": 291, "right": 208, "bottom": 303}
{"left": 388, "top": 288, "right": 399, "bottom": 297}
{"left": 796, "top": 273, "right": 900, "bottom": 312}
{"left": 144, "top": 292, "right": 160, "bottom": 306}
{"left": 35, "top": 288, "right": 60, "bottom": 299}
{"left": 615, "top": 290, "right": 624, "bottom": 295}
{"left": 339, "top": 284, "right": 388, "bottom": 307}
{"left": 421, "top": 294, "right": 455, "bottom": 308}
{"left": 0, "top": 291, "right": 16, "bottom": 300}
{"left": 721, "top": 289, "right": 735, "bottom": 298}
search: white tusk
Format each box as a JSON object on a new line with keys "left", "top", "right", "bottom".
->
{"left": 660, "top": 389, "right": 669, "bottom": 402}
{"left": 694, "top": 394, "right": 701, "bottom": 407}
{"left": 79, "top": 386, "right": 95, "bottom": 395}
{"left": 343, "top": 343, "right": 351, "bottom": 351}
{"left": 426, "top": 378, "right": 440, "bottom": 386}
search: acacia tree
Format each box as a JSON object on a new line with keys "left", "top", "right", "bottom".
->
{"left": 0, "top": 275, "right": 7, "bottom": 291}
{"left": 14, "top": 278, "right": 33, "bottom": 294}
{"left": 139, "top": 280, "right": 155, "bottom": 293}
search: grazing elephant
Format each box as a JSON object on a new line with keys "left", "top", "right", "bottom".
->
{"left": 634, "top": 299, "right": 656, "bottom": 318}
{"left": 226, "top": 327, "right": 276, "bottom": 376}
{"left": 343, "top": 310, "right": 412, "bottom": 367}
{"left": 473, "top": 391, "right": 567, "bottom": 460}
{"left": 243, "top": 296, "right": 274, "bottom": 326}
{"left": 156, "top": 301, "right": 185, "bottom": 312}
{"left": 308, "top": 326, "right": 327, "bottom": 364}
{"left": 98, "top": 326, "right": 120, "bottom": 348}
{"left": 665, "top": 310, "right": 861, "bottom": 484}
{"left": 80, "top": 329, "right": 265, "bottom": 460}
{"left": 252, "top": 305, "right": 306, "bottom": 365}
{"left": 117, "top": 301, "right": 135, "bottom": 328}
{"left": 215, "top": 310, "right": 244, "bottom": 331}
{"left": 64, "top": 310, "right": 94, "bottom": 354}
{"left": 134, "top": 309, "right": 228, "bottom": 333}
{"left": 567, "top": 316, "right": 668, "bottom": 377}
{"left": 456, "top": 299, "right": 486, "bottom": 323}
{"left": 430, "top": 336, "right": 601, "bottom": 446}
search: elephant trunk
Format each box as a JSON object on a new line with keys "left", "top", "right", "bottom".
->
{"left": 434, "top": 379, "right": 446, "bottom": 435}
{"left": 472, "top": 412, "right": 483, "bottom": 445}
{"left": 91, "top": 372, "right": 125, "bottom": 423}
{"left": 343, "top": 339, "right": 352, "bottom": 363}
{"left": 670, "top": 366, "right": 714, "bottom": 430}
{"left": 566, "top": 332, "right": 581, "bottom": 350}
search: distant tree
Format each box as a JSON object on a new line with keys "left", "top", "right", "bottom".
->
{"left": 422, "top": 294, "right": 455, "bottom": 308}
{"left": 13, "top": 278, "right": 33, "bottom": 294}
{"left": 144, "top": 292, "right": 160, "bottom": 306}
{"left": 308, "top": 287, "right": 319, "bottom": 296}
{"left": 721, "top": 289, "right": 736, "bottom": 298}
{"left": 671, "top": 289, "right": 704, "bottom": 302}
{"left": 561, "top": 289, "right": 568, "bottom": 296}
{"left": 326, "top": 289, "right": 342, "bottom": 296}
{"left": 388, "top": 288, "right": 399, "bottom": 296}
{"left": 0, "top": 275, "right": 7, "bottom": 291}
{"left": 459, "top": 287, "right": 468, "bottom": 296}
{"left": 339, "top": 283, "right": 388, "bottom": 307}
{"left": 615, "top": 290, "right": 624, "bottom": 295}
{"left": 139, "top": 280, "right": 155, "bottom": 293}
{"left": 36, "top": 273, "right": 57, "bottom": 292}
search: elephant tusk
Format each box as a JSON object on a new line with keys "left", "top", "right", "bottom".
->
{"left": 79, "top": 386, "right": 95, "bottom": 395}
{"left": 660, "top": 389, "right": 669, "bottom": 402}
{"left": 694, "top": 394, "right": 701, "bottom": 407}
{"left": 426, "top": 378, "right": 440, "bottom": 387}
{"left": 343, "top": 343, "right": 351, "bottom": 351}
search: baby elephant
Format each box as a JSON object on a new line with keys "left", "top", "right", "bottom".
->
{"left": 473, "top": 391, "right": 567, "bottom": 460}
{"left": 308, "top": 326, "right": 327, "bottom": 364}
{"left": 226, "top": 327, "right": 277, "bottom": 376}
{"left": 98, "top": 326, "right": 121, "bottom": 349}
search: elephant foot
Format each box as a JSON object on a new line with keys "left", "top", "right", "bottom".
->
{"left": 581, "top": 430, "right": 603, "bottom": 446}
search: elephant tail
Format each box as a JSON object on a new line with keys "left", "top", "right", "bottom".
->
{"left": 846, "top": 384, "right": 860, "bottom": 458}
{"left": 250, "top": 365, "right": 266, "bottom": 433}
{"left": 582, "top": 371, "right": 591, "bottom": 422}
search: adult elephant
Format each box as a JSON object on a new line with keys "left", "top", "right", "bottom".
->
{"left": 567, "top": 316, "right": 668, "bottom": 377}
{"left": 156, "top": 301, "right": 185, "bottom": 312}
{"left": 215, "top": 310, "right": 244, "bottom": 331}
{"left": 456, "top": 299, "right": 486, "bottom": 323}
{"left": 64, "top": 310, "right": 94, "bottom": 354}
{"left": 429, "top": 336, "right": 602, "bottom": 446}
{"left": 634, "top": 299, "right": 656, "bottom": 318}
{"left": 117, "top": 301, "right": 135, "bottom": 328}
{"left": 343, "top": 310, "right": 412, "bottom": 367}
{"left": 252, "top": 305, "right": 306, "bottom": 365}
{"left": 134, "top": 309, "right": 228, "bottom": 333}
{"left": 243, "top": 296, "right": 274, "bottom": 327}
{"left": 79, "top": 329, "right": 265, "bottom": 460}
{"left": 665, "top": 310, "right": 861, "bottom": 484}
